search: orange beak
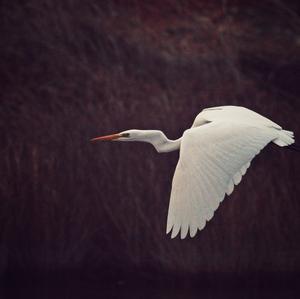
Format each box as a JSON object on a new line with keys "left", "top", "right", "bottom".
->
{"left": 90, "top": 133, "right": 121, "bottom": 142}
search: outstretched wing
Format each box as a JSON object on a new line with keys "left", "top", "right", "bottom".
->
{"left": 166, "top": 121, "right": 277, "bottom": 239}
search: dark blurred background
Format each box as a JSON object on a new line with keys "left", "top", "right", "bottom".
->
{"left": 1, "top": 0, "right": 300, "bottom": 297}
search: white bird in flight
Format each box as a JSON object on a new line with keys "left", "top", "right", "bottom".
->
{"left": 91, "top": 106, "right": 296, "bottom": 239}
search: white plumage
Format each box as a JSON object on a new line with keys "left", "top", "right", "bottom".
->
{"left": 167, "top": 106, "right": 294, "bottom": 238}
{"left": 91, "top": 106, "right": 295, "bottom": 239}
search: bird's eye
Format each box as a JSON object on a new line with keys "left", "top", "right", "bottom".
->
{"left": 121, "top": 133, "right": 130, "bottom": 137}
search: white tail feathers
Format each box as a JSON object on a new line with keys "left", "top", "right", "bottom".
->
{"left": 273, "top": 130, "right": 295, "bottom": 147}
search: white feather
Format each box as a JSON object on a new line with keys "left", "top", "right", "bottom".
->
{"left": 167, "top": 121, "right": 279, "bottom": 239}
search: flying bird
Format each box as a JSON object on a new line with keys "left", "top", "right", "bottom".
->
{"left": 91, "top": 106, "right": 296, "bottom": 239}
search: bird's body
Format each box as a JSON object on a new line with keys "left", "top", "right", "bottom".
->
{"left": 91, "top": 106, "right": 295, "bottom": 239}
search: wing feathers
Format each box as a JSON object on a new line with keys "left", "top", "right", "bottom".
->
{"left": 233, "top": 172, "right": 242, "bottom": 185}
{"left": 226, "top": 180, "right": 235, "bottom": 196}
{"left": 167, "top": 122, "right": 277, "bottom": 239}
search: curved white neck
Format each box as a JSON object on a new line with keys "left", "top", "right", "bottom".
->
{"left": 139, "top": 130, "right": 182, "bottom": 153}
{"left": 152, "top": 136, "right": 182, "bottom": 153}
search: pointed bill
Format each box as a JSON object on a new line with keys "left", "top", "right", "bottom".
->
{"left": 90, "top": 133, "right": 121, "bottom": 142}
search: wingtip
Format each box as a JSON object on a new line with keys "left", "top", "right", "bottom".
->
{"left": 189, "top": 225, "right": 198, "bottom": 238}
{"left": 169, "top": 227, "right": 200, "bottom": 239}
{"left": 180, "top": 231, "right": 188, "bottom": 239}
{"left": 171, "top": 227, "right": 179, "bottom": 238}
{"left": 166, "top": 223, "right": 173, "bottom": 235}
{"left": 170, "top": 232, "right": 178, "bottom": 239}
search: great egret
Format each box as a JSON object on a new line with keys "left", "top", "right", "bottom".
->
{"left": 91, "top": 106, "right": 296, "bottom": 239}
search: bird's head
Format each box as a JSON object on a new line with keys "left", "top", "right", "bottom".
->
{"left": 90, "top": 129, "right": 147, "bottom": 143}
